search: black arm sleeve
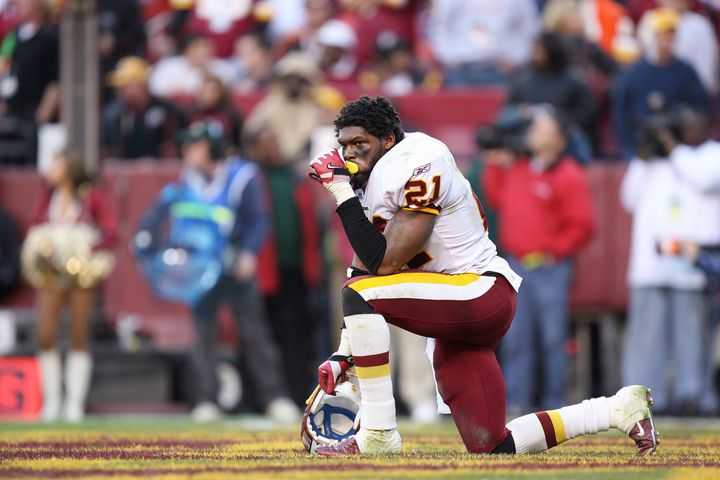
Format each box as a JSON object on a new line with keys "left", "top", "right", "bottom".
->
{"left": 336, "top": 197, "right": 386, "bottom": 275}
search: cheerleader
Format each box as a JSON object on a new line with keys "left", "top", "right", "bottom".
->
{"left": 24, "top": 151, "right": 117, "bottom": 422}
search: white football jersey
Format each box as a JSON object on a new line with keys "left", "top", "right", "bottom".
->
{"left": 359, "top": 132, "right": 522, "bottom": 291}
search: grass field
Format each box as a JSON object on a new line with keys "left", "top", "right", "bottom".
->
{"left": 1, "top": 417, "right": 719, "bottom": 479}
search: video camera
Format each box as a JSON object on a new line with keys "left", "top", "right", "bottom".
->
{"left": 474, "top": 107, "right": 532, "bottom": 155}
{"left": 635, "top": 113, "right": 681, "bottom": 160}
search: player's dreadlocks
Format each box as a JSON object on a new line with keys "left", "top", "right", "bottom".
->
{"left": 334, "top": 96, "right": 405, "bottom": 143}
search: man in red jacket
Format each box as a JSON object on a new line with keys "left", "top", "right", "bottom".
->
{"left": 483, "top": 108, "right": 595, "bottom": 413}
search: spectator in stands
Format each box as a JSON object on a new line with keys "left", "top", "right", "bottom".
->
{"left": 101, "top": 56, "right": 180, "bottom": 160}
{"left": 135, "top": 123, "right": 300, "bottom": 423}
{"left": 29, "top": 151, "right": 117, "bottom": 422}
{"left": 97, "top": 0, "right": 146, "bottom": 103}
{"left": 626, "top": 0, "right": 711, "bottom": 22}
{"left": 0, "top": 0, "right": 59, "bottom": 123}
{"left": 426, "top": 0, "right": 539, "bottom": 86}
{"left": 0, "top": 0, "right": 19, "bottom": 43}
{"left": 542, "top": 0, "right": 619, "bottom": 78}
{"left": 483, "top": 108, "right": 595, "bottom": 412}
{"left": 160, "top": 0, "right": 260, "bottom": 59}
{"left": 611, "top": 8, "right": 708, "bottom": 161}
{"left": 543, "top": 0, "right": 640, "bottom": 64}
{"left": 275, "top": 0, "right": 336, "bottom": 59}
{"left": 359, "top": 31, "right": 417, "bottom": 96}
{"left": 543, "top": 1, "right": 621, "bottom": 155}
{"left": 183, "top": 75, "right": 243, "bottom": 152}
{"left": 149, "top": 35, "right": 233, "bottom": 97}
{"left": 227, "top": 33, "right": 274, "bottom": 93}
{"left": 637, "top": 1, "right": 718, "bottom": 94}
{"left": 506, "top": 32, "right": 597, "bottom": 141}
{"left": 620, "top": 107, "right": 717, "bottom": 415}
{"left": 245, "top": 52, "right": 321, "bottom": 163}
{"left": 315, "top": 19, "right": 359, "bottom": 84}
{"left": 578, "top": 0, "right": 640, "bottom": 63}
{"left": 245, "top": 125, "right": 324, "bottom": 406}
{"left": 266, "top": 0, "right": 308, "bottom": 41}
{"left": 337, "top": 0, "right": 420, "bottom": 68}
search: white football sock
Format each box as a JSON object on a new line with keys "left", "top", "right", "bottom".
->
{"left": 38, "top": 349, "right": 61, "bottom": 422}
{"left": 507, "top": 397, "right": 611, "bottom": 454}
{"left": 63, "top": 350, "right": 92, "bottom": 422}
{"left": 345, "top": 312, "right": 396, "bottom": 430}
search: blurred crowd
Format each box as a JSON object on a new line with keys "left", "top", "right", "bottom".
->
{"left": 0, "top": 0, "right": 720, "bottom": 423}
{"left": 0, "top": 0, "right": 719, "bottom": 163}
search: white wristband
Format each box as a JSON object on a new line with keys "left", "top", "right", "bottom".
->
{"left": 327, "top": 182, "right": 356, "bottom": 206}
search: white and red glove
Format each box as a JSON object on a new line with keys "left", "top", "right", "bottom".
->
{"left": 317, "top": 328, "right": 353, "bottom": 394}
{"left": 318, "top": 354, "right": 353, "bottom": 394}
{"left": 309, "top": 148, "right": 356, "bottom": 205}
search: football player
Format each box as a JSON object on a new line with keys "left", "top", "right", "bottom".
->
{"left": 308, "top": 96, "right": 658, "bottom": 456}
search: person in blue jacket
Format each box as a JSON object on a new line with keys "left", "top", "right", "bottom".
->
{"left": 135, "top": 122, "right": 300, "bottom": 423}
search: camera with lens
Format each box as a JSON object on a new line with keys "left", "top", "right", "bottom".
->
{"left": 475, "top": 107, "right": 532, "bottom": 155}
{"left": 635, "top": 112, "right": 682, "bottom": 160}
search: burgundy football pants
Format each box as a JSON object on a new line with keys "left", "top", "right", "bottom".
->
{"left": 345, "top": 271, "right": 517, "bottom": 453}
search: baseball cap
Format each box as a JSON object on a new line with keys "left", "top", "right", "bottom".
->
{"left": 107, "top": 56, "right": 151, "bottom": 87}
{"left": 649, "top": 8, "right": 679, "bottom": 33}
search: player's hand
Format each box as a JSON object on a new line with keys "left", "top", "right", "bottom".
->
{"left": 309, "top": 148, "right": 351, "bottom": 185}
{"left": 317, "top": 354, "right": 353, "bottom": 394}
{"left": 309, "top": 149, "right": 357, "bottom": 205}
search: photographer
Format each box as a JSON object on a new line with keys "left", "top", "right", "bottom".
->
{"left": 612, "top": 8, "right": 708, "bottom": 161}
{"left": 658, "top": 107, "right": 720, "bottom": 415}
{"left": 620, "top": 106, "right": 719, "bottom": 415}
{"left": 478, "top": 101, "right": 593, "bottom": 165}
{"left": 482, "top": 107, "right": 595, "bottom": 412}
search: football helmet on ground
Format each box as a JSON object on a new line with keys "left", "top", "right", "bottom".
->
{"left": 301, "top": 369, "right": 361, "bottom": 453}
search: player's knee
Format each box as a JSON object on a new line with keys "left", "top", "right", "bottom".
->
{"left": 490, "top": 433, "right": 516, "bottom": 455}
{"left": 342, "top": 287, "right": 374, "bottom": 316}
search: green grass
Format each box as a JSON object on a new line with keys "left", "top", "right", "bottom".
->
{"left": 1, "top": 416, "right": 719, "bottom": 479}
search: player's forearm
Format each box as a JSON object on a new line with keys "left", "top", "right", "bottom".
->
{"left": 336, "top": 197, "right": 387, "bottom": 275}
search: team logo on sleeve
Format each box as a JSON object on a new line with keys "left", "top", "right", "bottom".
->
{"left": 412, "top": 163, "right": 431, "bottom": 177}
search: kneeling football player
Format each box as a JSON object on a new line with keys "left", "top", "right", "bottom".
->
{"left": 308, "top": 96, "right": 658, "bottom": 456}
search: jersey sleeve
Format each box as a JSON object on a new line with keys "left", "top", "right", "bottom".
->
{"left": 391, "top": 158, "right": 450, "bottom": 216}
